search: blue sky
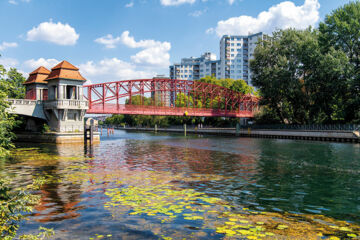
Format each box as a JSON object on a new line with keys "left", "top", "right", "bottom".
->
{"left": 0, "top": 0, "right": 352, "bottom": 84}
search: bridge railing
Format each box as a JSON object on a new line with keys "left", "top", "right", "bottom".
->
{"left": 7, "top": 99, "right": 42, "bottom": 105}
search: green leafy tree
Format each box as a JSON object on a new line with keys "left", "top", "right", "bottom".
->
{"left": 5, "top": 68, "right": 26, "bottom": 99}
{"left": 175, "top": 93, "right": 194, "bottom": 107}
{"left": 125, "top": 95, "right": 152, "bottom": 106}
{"left": 251, "top": 28, "right": 348, "bottom": 124}
{"left": 0, "top": 177, "right": 54, "bottom": 239}
{"left": 0, "top": 65, "right": 16, "bottom": 158}
{"left": 319, "top": 1, "right": 360, "bottom": 122}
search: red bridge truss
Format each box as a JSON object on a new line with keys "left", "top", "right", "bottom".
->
{"left": 84, "top": 78, "right": 259, "bottom": 118}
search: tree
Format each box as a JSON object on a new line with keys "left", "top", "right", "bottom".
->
{"left": 0, "top": 65, "right": 16, "bottom": 158}
{"left": 250, "top": 28, "right": 349, "bottom": 124}
{"left": 0, "top": 67, "right": 26, "bottom": 99}
{"left": 199, "top": 76, "right": 256, "bottom": 95}
{"left": 0, "top": 177, "right": 54, "bottom": 239}
{"left": 319, "top": 1, "right": 360, "bottom": 122}
{"left": 125, "top": 95, "right": 152, "bottom": 106}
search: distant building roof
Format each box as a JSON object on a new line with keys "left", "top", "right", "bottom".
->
{"left": 23, "top": 66, "right": 51, "bottom": 85}
{"left": 45, "top": 60, "right": 86, "bottom": 81}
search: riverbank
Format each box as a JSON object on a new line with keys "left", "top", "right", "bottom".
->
{"left": 120, "top": 126, "right": 360, "bottom": 143}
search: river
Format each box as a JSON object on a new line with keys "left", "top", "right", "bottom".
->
{"left": 2, "top": 130, "right": 360, "bottom": 239}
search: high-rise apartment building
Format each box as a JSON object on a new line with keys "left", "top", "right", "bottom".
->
{"left": 219, "top": 32, "right": 263, "bottom": 85}
{"left": 169, "top": 52, "right": 220, "bottom": 80}
{"left": 169, "top": 32, "right": 264, "bottom": 85}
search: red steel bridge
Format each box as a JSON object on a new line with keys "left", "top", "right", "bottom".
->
{"left": 84, "top": 78, "right": 259, "bottom": 118}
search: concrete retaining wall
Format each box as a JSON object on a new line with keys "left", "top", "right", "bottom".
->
{"left": 121, "top": 127, "right": 359, "bottom": 143}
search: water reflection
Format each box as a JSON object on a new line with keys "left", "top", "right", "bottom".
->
{"left": 3, "top": 130, "right": 360, "bottom": 239}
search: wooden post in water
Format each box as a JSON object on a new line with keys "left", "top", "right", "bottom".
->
{"left": 155, "top": 124, "right": 158, "bottom": 133}
{"left": 84, "top": 120, "right": 94, "bottom": 145}
{"left": 184, "top": 123, "right": 187, "bottom": 137}
{"left": 90, "top": 125, "right": 94, "bottom": 145}
{"left": 84, "top": 126, "right": 87, "bottom": 143}
{"left": 236, "top": 123, "right": 240, "bottom": 136}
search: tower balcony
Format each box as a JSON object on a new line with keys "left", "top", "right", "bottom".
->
{"left": 44, "top": 99, "right": 88, "bottom": 110}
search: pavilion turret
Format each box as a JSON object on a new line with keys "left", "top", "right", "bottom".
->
{"left": 24, "top": 66, "right": 50, "bottom": 100}
{"left": 43, "top": 60, "right": 88, "bottom": 132}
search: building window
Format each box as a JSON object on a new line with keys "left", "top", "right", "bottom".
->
{"left": 189, "top": 75, "right": 192, "bottom": 78}
{"left": 231, "top": 54, "right": 234, "bottom": 57}
{"left": 231, "top": 49, "right": 234, "bottom": 52}
{"left": 231, "top": 43, "right": 234, "bottom": 46}
{"left": 237, "top": 43, "right": 241, "bottom": 46}
{"left": 231, "top": 70, "right": 234, "bottom": 73}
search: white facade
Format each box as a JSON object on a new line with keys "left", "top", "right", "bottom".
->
{"left": 170, "top": 32, "right": 264, "bottom": 86}
{"left": 219, "top": 32, "right": 263, "bottom": 85}
{"left": 170, "top": 52, "right": 220, "bottom": 80}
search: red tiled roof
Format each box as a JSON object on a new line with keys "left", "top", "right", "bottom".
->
{"left": 51, "top": 60, "right": 79, "bottom": 71}
{"left": 45, "top": 60, "right": 86, "bottom": 81}
{"left": 23, "top": 66, "right": 51, "bottom": 85}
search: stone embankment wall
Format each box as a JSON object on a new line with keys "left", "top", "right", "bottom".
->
{"left": 121, "top": 127, "right": 359, "bottom": 143}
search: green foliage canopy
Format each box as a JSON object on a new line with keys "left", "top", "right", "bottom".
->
{"left": 319, "top": 1, "right": 360, "bottom": 122}
{"left": 251, "top": 28, "right": 349, "bottom": 124}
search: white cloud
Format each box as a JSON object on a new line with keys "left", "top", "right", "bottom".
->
{"left": 0, "top": 42, "right": 18, "bottom": 51}
{"left": 228, "top": 0, "right": 241, "bottom": 5}
{"left": 95, "top": 31, "right": 171, "bottom": 67}
{"left": 125, "top": 1, "right": 134, "bottom": 7}
{"left": 208, "top": 0, "right": 320, "bottom": 37}
{"left": 119, "top": 31, "right": 167, "bottom": 49}
{"left": 26, "top": 20, "right": 79, "bottom": 46}
{"left": 94, "top": 34, "right": 121, "bottom": 49}
{"left": 79, "top": 58, "right": 155, "bottom": 83}
{"left": 9, "top": 0, "right": 30, "bottom": 4}
{"left": 24, "top": 58, "right": 59, "bottom": 70}
{"left": 0, "top": 57, "right": 19, "bottom": 70}
{"left": 131, "top": 42, "right": 171, "bottom": 67}
{"left": 160, "top": 0, "right": 195, "bottom": 6}
{"left": 189, "top": 9, "right": 207, "bottom": 17}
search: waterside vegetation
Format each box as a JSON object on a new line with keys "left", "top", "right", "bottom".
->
{"left": 252, "top": 1, "right": 360, "bottom": 124}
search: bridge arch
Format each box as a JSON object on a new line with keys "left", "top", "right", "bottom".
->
{"left": 84, "top": 78, "right": 259, "bottom": 118}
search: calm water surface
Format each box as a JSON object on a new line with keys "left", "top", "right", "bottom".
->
{"left": 2, "top": 130, "right": 360, "bottom": 239}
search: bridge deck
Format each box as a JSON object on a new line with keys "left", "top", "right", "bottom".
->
{"left": 87, "top": 104, "right": 254, "bottom": 118}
